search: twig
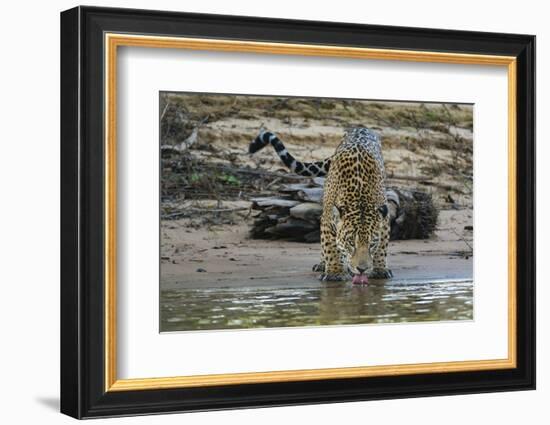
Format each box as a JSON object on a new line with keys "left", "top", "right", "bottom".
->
{"left": 160, "top": 101, "right": 170, "bottom": 123}
{"left": 226, "top": 165, "right": 307, "bottom": 180}
{"left": 265, "top": 177, "right": 282, "bottom": 189}
{"left": 160, "top": 114, "right": 210, "bottom": 153}
{"left": 387, "top": 172, "right": 431, "bottom": 182}
{"left": 449, "top": 228, "right": 473, "bottom": 252}
{"left": 162, "top": 206, "right": 250, "bottom": 219}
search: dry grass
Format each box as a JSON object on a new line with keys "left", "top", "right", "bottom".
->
{"left": 160, "top": 93, "right": 473, "bottom": 211}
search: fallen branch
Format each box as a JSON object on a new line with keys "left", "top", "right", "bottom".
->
{"left": 161, "top": 115, "right": 209, "bottom": 153}
{"left": 449, "top": 228, "right": 473, "bottom": 252}
{"left": 250, "top": 180, "right": 438, "bottom": 242}
{"left": 160, "top": 101, "right": 170, "bottom": 123}
{"left": 162, "top": 206, "right": 250, "bottom": 219}
{"left": 161, "top": 127, "right": 199, "bottom": 153}
{"left": 386, "top": 172, "right": 432, "bottom": 182}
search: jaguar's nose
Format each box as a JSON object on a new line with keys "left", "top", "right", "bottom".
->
{"left": 357, "top": 267, "right": 366, "bottom": 274}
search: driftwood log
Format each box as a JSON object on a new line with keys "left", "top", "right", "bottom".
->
{"left": 250, "top": 178, "right": 438, "bottom": 242}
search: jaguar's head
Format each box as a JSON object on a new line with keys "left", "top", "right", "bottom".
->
{"left": 333, "top": 203, "right": 388, "bottom": 282}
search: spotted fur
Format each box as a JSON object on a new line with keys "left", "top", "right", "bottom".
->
{"left": 250, "top": 127, "right": 392, "bottom": 282}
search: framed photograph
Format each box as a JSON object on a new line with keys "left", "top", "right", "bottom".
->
{"left": 60, "top": 6, "right": 535, "bottom": 419}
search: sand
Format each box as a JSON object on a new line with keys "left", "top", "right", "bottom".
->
{"left": 160, "top": 209, "right": 473, "bottom": 290}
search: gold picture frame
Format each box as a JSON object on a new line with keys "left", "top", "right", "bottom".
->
{"left": 61, "top": 6, "right": 535, "bottom": 419}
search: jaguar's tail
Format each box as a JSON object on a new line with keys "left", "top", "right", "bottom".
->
{"left": 249, "top": 130, "right": 331, "bottom": 177}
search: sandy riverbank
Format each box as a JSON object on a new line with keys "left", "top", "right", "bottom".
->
{"left": 160, "top": 208, "right": 472, "bottom": 290}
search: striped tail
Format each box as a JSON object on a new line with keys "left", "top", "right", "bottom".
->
{"left": 249, "top": 130, "right": 331, "bottom": 177}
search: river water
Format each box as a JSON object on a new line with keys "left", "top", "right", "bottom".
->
{"left": 160, "top": 278, "right": 473, "bottom": 332}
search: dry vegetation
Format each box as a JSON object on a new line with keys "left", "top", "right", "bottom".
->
{"left": 160, "top": 93, "right": 473, "bottom": 232}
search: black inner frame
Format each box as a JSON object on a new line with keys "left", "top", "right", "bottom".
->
{"left": 60, "top": 6, "right": 535, "bottom": 419}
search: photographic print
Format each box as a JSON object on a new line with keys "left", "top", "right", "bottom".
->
{"left": 61, "top": 9, "right": 535, "bottom": 417}
{"left": 160, "top": 93, "right": 474, "bottom": 332}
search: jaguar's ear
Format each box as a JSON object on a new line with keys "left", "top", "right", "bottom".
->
{"left": 332, "top": 205, "right": 342, "bottom": 223}
{"left": 378, "top": 204, "right": 388, "bottom": 218}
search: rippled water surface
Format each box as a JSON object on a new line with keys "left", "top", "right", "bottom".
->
{"left": 160, "top": 279, "right": 473, "bottom": 332}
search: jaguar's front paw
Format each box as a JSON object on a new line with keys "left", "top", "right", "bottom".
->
{"left": 319, "top": 272, "right": 349, "bottom": 282}
{"left": 312, "top": 262, "right": 325, "bottom": 272}
{"left": 368, "top": 268, "right": 393, "bottom": 280}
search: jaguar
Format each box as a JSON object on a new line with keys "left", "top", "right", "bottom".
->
{"left": 249, "top": 127, "right": 392, "bottom": 283}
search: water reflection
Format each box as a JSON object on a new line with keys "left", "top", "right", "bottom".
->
{"left": 160, "top": 279, "right": 473, "bottom": 332}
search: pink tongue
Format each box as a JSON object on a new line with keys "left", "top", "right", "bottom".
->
{"left": 352, "top": 274, "right": 369, "bottom": 285}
